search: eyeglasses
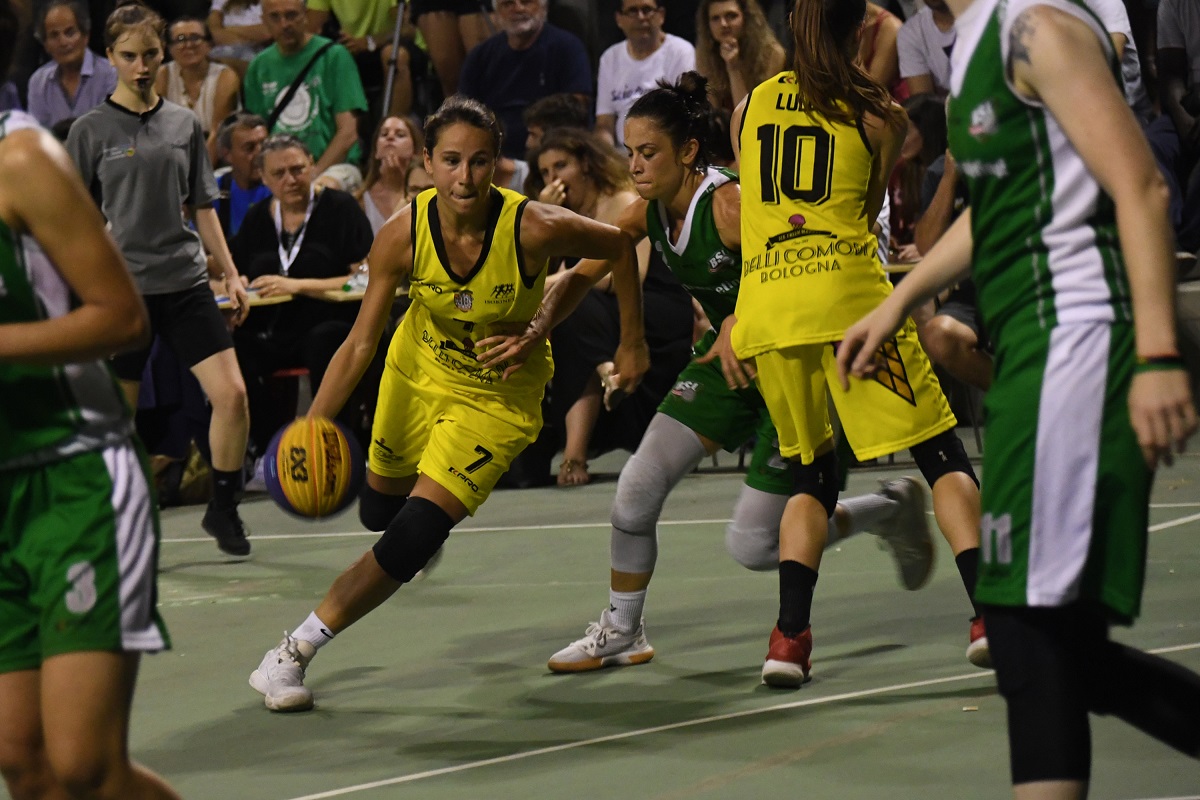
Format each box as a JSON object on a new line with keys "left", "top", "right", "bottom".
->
{"left": 170, "top": 33, "right": 208, "bottom": 45}
{"left": 621, "top": 5, "right": 661, "bottom": 17}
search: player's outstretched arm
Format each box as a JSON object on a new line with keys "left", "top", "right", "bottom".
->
{"left": 0, "top": 128, "right": 148, "bottom": 365}
{"left": 1010, "top": 5, "right": 1198, "bottom": 466}
{"left": 309, "top": 205, "right": 412, "bottom": 419}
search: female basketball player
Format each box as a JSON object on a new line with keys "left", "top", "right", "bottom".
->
{"left": 531, "top": 73, "right": 936, "bottom": 679}
{"left": 728, "top": 0, "right": 986, "bottom": 687}
{"left": 248, "top": 96, "right": 650, "bottom": 712}
{"left": 837, "top": 0, "right": 1200, "bottom": 792}
{"left": 0, "top": 5, "right": 178, "bottom": 796}
{"left": 66, "top": 4, "right": 252, "bottom": 558}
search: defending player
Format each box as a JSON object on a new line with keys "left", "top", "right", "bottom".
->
{"left": 0, "top": 2, "right": 178, "bottom": 794}
{"left": 837, "top": 0, "right": 1200, "bottom": 792}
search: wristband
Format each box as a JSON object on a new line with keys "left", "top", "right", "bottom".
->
{"left": 1134, "top": 354, "right": 1186, "bottom": 373}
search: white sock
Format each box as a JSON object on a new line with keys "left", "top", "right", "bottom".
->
{"left": 607, "top": 589, "right": 646, "bottom": 634}
{"left": 837, "top": 491, "right": 898, "bottom": 538}
{"left": 292, "top": 612, "right": 336, "bottom": 656}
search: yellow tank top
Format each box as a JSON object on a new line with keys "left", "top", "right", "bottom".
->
{"left": 732, "top": 72, "right": 892, "bottom": 358}
{"left": 389, "top": 186, "right": 553, "bottom": 395}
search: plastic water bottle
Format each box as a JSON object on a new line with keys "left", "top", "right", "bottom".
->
{"left": 345, "top": 261, "right": 369, "bottom": 291}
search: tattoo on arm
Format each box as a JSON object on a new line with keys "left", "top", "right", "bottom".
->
{"left": 1009, "top": 9, "right": 1036, "bottom": 68}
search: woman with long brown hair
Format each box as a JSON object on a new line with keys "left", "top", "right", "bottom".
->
{"left": 358, "top": 114, "right": 424, "bottom": 234}
{"left": 728, "top": 0, "right": 985, "bottom": 687}
{"left": 693, "top": 0, "right": 786, "bottom": 112}
{"left": 527, "top": 127, "right": 693, "bottom": 487}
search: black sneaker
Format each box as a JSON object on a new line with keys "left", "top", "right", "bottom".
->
{"left": 202, "top": 503, "right": 251, "bottom": 557}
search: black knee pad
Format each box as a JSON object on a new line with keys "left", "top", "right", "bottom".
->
{"left": 984, "top": 605, "right": 1096, "bottom": 784}
{"left": 789, "top": 448, "right": 839, "bottom": 518}
{"left": 358, "top": 484, "right": 408, "bottom": 532}
{"left": 910, "top": 430, "right": 979, "bottom": 488}
{"left": 371, "top": 497, "right": 453, "bottom": 583}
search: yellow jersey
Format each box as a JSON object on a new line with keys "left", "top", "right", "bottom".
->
{"left": 732, "top": 72, "right": 892, "bottom": 358}
{"left": 389, "top": 186, "right": 553, "bottom": 396}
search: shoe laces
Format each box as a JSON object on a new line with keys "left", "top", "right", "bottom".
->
{"left": 576, "top": 620, "right": 621, "bottom": 654}
{"left": 276, "top": 631, "right": 308, "bottom": 671}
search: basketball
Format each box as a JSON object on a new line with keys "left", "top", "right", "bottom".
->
{"left": 264, "top": 417, "right": 364, "bottom": 519}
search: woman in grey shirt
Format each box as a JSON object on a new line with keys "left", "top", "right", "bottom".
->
{"left": 67, "top": 4, "right": 253, "bottom": 558}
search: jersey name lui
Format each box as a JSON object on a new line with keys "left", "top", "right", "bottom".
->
{"left": 391, "top": 186, "right": 553, "bottom": 395}
{"left": 946, "top": 0, "right": 1130, "bottom": 346}
{"left": 733, "top": 72, "right": 892, "bottom": 358}
{"left": 0, "top": 111, "right": 132, "bottom": 469}
{"left": 646, "top": 167, "right": 741, "bottom": 329}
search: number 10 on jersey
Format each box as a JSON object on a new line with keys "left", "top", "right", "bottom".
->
{"left": 756, "top": 124, "right": 834, "bottom": 205}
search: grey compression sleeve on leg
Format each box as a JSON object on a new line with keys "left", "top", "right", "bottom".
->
{"left": 725, "top": 485, "right": 789, "bottom": 571}
{"left": 610, "top": 413, "right": 708, "bottom": 574}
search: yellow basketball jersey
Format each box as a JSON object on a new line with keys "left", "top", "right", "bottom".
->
{"left": 732, "top": 72, "right": 892, "bottom": 358}
{"left": 389, "top": 186, "right": 553, "bottom": 395}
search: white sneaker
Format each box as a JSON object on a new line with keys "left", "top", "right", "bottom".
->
{"left": 547, "top": 609, "right": 655, "bottom": 673}
{"left": 877, "top": 477, "right": 936, "bottom": 590}
{"left": 249, "top": 633, "right": 315, "bottom": 712}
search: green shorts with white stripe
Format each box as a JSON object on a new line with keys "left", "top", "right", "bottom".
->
{"left": 0, "top": 440, "right": 171, "bottom": 673}
{"left": 976, "top": 321, "right": 1149, "bottom": 623}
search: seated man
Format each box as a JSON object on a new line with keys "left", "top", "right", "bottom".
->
{"left": 459, "top": 0, "right": 593, "bottom": 161}
{"left": 213, "top": 112, "right": 272, "bottom": 239}
{"left": 896, "top": 0, "right": 954, "bottom": 98}
{"left": 243, "top": 0, "right": 368, "bottom": 175}
{"left": 27, "top": 0, "right": 117, "bottom": 128}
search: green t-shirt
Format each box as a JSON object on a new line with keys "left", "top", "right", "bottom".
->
{"left": 244, "top": 35, "right": 368, "bottom": 164}
{"left": 308, "top": 0, "right": 396, "bottom": 37}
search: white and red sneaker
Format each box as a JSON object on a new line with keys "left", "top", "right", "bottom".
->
{"left": 967, "top": 616, "right": 991, "bottom": 668}
{"left": 761, "top": 625, "right": 813, "bottom": 688}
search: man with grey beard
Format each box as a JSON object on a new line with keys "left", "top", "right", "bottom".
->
{"left": 458, "top": 0, "right": 592, "bottom": 160}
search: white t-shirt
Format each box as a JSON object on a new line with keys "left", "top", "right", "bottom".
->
{"left": 897, "top": 6, "right": 956, "bottom": 94}
{"left": 1158, "top": 0, "right": 1200, "bottom": 85}
{"left": 596, "top": 34, "right": 695, "bottom": 147}
{"left": 1085, "top": 0, "right": 1153, "bottom": 124}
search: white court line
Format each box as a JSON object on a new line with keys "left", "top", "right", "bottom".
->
{"left": 1150, "top": 512, "right": 1200, "bottom": 532}
{"left": 163, "top": 507, "right": 1200, "bottom": 545}
{"left": 282, "top": 642, "right": 1200, "bottom": 800}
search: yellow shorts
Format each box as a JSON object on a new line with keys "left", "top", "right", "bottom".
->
{"left": 753, "top": 319, "right": 956, "bottom": 464}
{"left": 368, "top": 358, "right": 543, "bottom": 515}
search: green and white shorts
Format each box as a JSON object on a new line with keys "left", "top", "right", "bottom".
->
{"left": 658, "top": 330, "right": 792, "bottom": 496}
{"left": 0, "top": 439, "right": 171, "bottom": 673}
{"left": 977, "top": 321, "right": 1149, "bottom": 623}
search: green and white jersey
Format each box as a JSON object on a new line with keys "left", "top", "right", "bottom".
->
{"left": 646, "top": 167, "right": 740, "bottom": 328}
{"left": 0, "top": 111, "right": 132, "bottom": 470}
{"left": 946, "top": 0, "right": 1129, "bottom": 346}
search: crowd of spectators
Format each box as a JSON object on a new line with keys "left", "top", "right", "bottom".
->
{"left": 1, "top": 0, "right": 1196, "bottom": 496}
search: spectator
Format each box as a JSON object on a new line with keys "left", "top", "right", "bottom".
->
{"left": 459, "top": 0, "right": 593, "bottom": 160}
{"left": 404, "top": 159, "right": 433, "bottom": 196}
{"left": 27, "top": 0, "right": 117, "bottom": 128}
{"left": 527, "top": 128, "right": 692, "bottom": 486}
{"left": 891, "top": 94, "right": 946, "bottom": 258}
{"left": 243, "top": 0, "right": 368, "bottom": 175}
{"left": 359, "top": 114, "right": 423, "bottom": 234}
{"left": 1153, "top": 0, "right": 1200, "bottom": 251}
{"left": 1087, "top": 0, "right": 1153, "bottom": 125}
{"left": 896, "top": 0, "right": 955, "bottom": 97}
{"left": 412, "top": 0, "right": 492, "bottom": 100}
{"left": 230, "top": 134, "right": 375, "bottom": 453}
{"left": 857, "top": 1, "right": 906, "bottom": 99}
{"left": 156, "top": 16, "right": 240, "bottom": 162}
{"left": 595, "top": 0, "right": 694, "bottom": 148}
{"left": 213, "top": 111, "right": 271, "bottom": 238}
{"left": 0, "top": 80, "right": 18, "bottom": 110}
{"left": 306, "top": 0, "right": 401, "bottom": 123}
{"left": 208, "top": 0, "right": 269, "bottom": 75}
{"left": 523, "top": 92, "right": 591, "bottom": 152}
{"left": 693, "top": 0, "right": 786, "bottom": 113}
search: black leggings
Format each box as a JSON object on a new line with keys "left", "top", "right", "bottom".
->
{"left": 984, "top": 603, "right": 1200, "bottom": 785}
